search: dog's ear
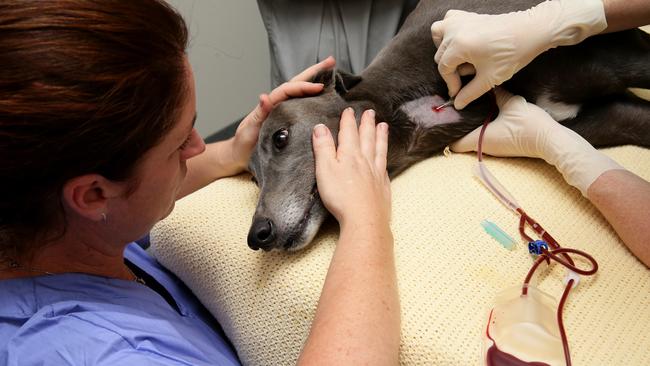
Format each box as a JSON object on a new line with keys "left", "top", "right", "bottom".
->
{"left": 334, "top": 70, "right": 363, "bottom": 95}
{"left": 311, "top": 69, "right": 336, "bottom": 86}
{"left": 311, "top": 69, "right": 362, "bottom": 96}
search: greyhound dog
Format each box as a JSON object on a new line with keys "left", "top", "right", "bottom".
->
{"left": 247, "top": 0, "right": 650, "bottom": 251}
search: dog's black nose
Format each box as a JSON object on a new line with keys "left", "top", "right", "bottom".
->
{"left": 247, "top": 218, "right": 276, "bottom": 251}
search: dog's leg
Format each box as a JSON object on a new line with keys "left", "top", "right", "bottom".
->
{"left": 562, "top": 93, "right": 650, "bottom": 149}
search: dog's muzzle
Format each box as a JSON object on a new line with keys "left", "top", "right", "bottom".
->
{"left": 248, "top": 218, "right": 276, "bottom": 251}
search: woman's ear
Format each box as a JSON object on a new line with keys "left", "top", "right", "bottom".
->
{"left": 62, "top": 174, "right": 123, "bottom": 221}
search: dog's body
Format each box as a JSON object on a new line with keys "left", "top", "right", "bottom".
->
{"left": 248, "top": 0, "right": 650, "bottom": 251}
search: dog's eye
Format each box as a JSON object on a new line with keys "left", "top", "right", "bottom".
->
{"left": 272, "top": 128, "right": 289, "bottom": 149}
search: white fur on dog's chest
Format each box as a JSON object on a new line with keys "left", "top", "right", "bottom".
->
{"left": 400, "top": 95, "right": 461, "bottom": 127}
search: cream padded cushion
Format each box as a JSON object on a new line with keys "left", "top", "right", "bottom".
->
{"left": 151, "top": 146, "right": 650, "bottom": 365}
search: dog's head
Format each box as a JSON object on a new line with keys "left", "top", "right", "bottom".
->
{"left": 247, "top": 69, "right": 363, "bottom": 251}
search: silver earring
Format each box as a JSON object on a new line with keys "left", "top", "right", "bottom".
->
{"left": 101, "top": 213, "right": 107, "bottom": 223}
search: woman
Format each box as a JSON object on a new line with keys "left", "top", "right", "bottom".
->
{"left": 0, "top": 1, "right": 399, "bottom": 365}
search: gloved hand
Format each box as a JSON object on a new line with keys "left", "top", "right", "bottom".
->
{"left": 451, "top": 88, "right": 623, "bottom": 196}
{"left": 431, "top": 0, "right": 607, "bottom": 110}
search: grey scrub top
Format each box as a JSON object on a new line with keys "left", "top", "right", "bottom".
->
{"left": 257, "top": 0, "right": 419, "bottom": 87}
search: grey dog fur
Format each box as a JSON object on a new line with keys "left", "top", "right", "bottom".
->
{"left": 247, "top": 0, "right": 650, "bottom": 251}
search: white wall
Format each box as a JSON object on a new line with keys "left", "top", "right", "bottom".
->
{"left": 167, "top": 0, "right": 271, "bottom": 137}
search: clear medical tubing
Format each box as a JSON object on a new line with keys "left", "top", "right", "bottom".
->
{"left": 473, "top": 91, "right": 598, "bottom": 366}
{"left": 473, "top": 161, "right": 521, "bottom": 212}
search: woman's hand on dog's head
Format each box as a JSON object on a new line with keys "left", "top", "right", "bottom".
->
{"left": 228, "top": 57, "right": 337, "bottom": 175}
{"left": 312, "top": 107, "right": 391, "bottom": 230}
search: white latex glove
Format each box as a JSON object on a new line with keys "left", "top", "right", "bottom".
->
{"left": 431, "top": 0, "right": 607, "bottom": 110}
{"left": 451, "top": 88, "right": 623, "bottom": 196}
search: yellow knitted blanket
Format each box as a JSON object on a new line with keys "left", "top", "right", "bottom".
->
{"left": 152, "top": 147, "right": 650, "bottom": 365}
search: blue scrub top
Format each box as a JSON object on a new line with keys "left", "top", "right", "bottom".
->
{"left": 0, "top": 243, "right": 241, "bottom": 366}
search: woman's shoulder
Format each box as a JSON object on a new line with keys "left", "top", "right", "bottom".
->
{"left": 0, "top": 272, "right": 173, "bottom": 342}
{"left": 1, "top": 308, "right": 199, "bottom": 365}
{"left": 0, "top": 273, "right": 240, "bottom": 366}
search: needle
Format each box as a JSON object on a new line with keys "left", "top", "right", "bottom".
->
{"left": 434, "top": 98, "right": 455, "bottom": 111}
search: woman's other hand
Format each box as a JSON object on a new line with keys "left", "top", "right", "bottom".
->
{"left": 228, "top": 56, "right": 337, "bottom": 174}
{"left": 312, "top": 108, "right": 391, "bottom": 230}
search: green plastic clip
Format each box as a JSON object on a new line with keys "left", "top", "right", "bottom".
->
{"left": 481, "top": 220, "right": 516, "bottom": 250}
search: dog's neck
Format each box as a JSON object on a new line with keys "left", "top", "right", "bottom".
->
{"left": 334, "top": 19, "right": 497, "bottom": 177}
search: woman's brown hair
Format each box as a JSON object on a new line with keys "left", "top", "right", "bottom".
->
{"left": 0, "top": 0, "right": 189, "bottom": 261}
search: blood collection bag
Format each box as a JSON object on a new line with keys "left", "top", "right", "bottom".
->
{"left": 483, "top": 286, "right": 565, "bottom": 366}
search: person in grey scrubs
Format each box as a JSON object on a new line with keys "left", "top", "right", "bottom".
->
{"left": 257, "top": 0, "right": 418, "bottom": 87}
